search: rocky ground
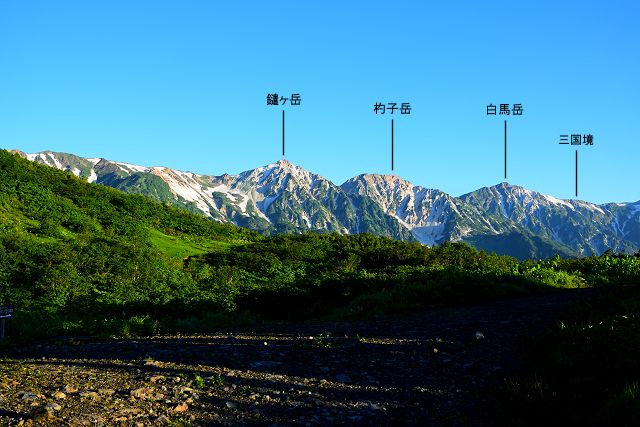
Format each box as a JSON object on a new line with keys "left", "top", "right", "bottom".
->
{"left": 0, "top": 290, "right": 593, "bottom": 426}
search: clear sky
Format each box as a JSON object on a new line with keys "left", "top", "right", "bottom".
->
{"left": 0, "top": 1, "right": 638, "bottom": 204}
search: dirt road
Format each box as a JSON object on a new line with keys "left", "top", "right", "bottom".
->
{"left": 0, "top": 290, "right": 593, "bottom": 426}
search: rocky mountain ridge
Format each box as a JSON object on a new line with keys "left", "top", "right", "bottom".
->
{"left": 13, "top": 149, "right": 640, "bottom": 258}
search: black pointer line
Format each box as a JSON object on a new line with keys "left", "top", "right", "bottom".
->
{"left": 391, "top": 119, "right": 394, "bottom": 171}
{"left": 504, "top": 120, "right": 507, "bottom": 180}
{"left": 575, "top": 149, "right": 578, "bottom": 197}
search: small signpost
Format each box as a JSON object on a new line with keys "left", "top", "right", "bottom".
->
{"left": 0, "top": 305, "right": 14, "bottom": 341}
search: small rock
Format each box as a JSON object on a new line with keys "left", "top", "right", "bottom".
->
{"left": 63, "top": 384, "right": 78, "bottom": 393}
{"left": 130, "top": 387, "right": 152, "bottom": 399}
{"left": 179, "top": 386, "right": 194, "bottom": 394}
{"left": 45, "top": 403, "right": 62, "bottom": 411}
{"left": 52, "top": 391, "right": 66, "bottom": 400}
{"left": 98, "top": 388, "right": 116, "bottom": 396}
{"left": 79, "top": 391, "right": 99, "bottom": 400}
{"left": 19, "top": 391, "right": 37, "bottom": 401}
{"left": 150, "top": 375, "right": 165, "bottom": 383}
{"left": 173, "top": 402, "right": 188, "bottom": 413}
{"left": 225, "top": 401, "right": 237, "bottom": 409}
{"left": 475, "top": 331, "right": 485, "bottom": 340}
{"left": 30, "top": 406, "right": 54, "bottom": 422}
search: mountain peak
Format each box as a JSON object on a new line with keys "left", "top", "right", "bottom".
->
{"left": 264, "top": 158, "right": 299, "bottom": 173}
{"left": 494, "top": 182, "right": 536, "bottom": 197}
{"left": 8, "top": 149, "right": 26, "bottom": 158}
{"left": 460, "top": 182, "right": 535, "bottom": 199}
{"left": 343, "top": 173, "right": 413, "bottom": 191}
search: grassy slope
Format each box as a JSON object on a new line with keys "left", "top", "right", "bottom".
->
{"left": 0, "top": 149, "right": 253, "bottom": 249}
{"left": 0, "top": 149, "right": 257, "bottom": 340}
{"left": 148, "top": 228, "right": 236, "bottom": 261}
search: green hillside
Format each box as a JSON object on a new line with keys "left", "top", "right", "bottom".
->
{"left": 0, "top": 149, "right": 258, "bottom": 338}
{"left": 2, "top": 148, "right": 639, "bottom": 344}
{"left": 463, "top": 229, "right": 577, "bottom": 260}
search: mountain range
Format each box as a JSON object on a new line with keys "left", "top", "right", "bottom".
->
{"left": 12, "top": 149, "right": 640, "bottom": 259}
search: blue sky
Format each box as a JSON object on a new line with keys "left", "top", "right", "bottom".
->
{"left": 0, "top": 1, "right": 638, "bottom": 203}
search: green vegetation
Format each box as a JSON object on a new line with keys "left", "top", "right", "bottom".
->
{"left": 193, "top": 374, "right": 206, "bottom": 389}
{"left": 463, "top": 229, "right": 577, "bottom": 260}
{"left": 209, "top": 374, "right": 225, "bottom": 388}
{"left": 0, "top": 149, "right": 258, "bottom": 340}
{"left": 492, "top": 253, "right": 640, "bottom": 426}
{"left": 185, "top": 234, "right": 597, "bottom": 321}
{"left": 313, "top": 332, "right": 336, "bottom": 349}
{"left": 499, "top": 282, "right": 640, "bottom": 426}
{"left": 2, "top": 149, "right": 640, "bottom": 422}
{"left": 148, "top": 228, "right": 233, "bottom": 261}
{"left": 1, "top": 148, "right": 639, "bottom": 345}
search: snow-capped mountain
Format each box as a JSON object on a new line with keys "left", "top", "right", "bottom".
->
{"left": 341, "top": 174, "right": 466, "bottom": 245}
{"left": 13, "top": 149, "right": 640, "bottom": 259}
{"left": 15, "top": 151, "right": 413, "bottom": 241}
{"left": 459, "top": 183, "right": 640, "bottom": 255}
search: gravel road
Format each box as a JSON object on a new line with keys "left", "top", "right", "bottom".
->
{"left": 0, "top": 289, "right": 594, "bottom": 426}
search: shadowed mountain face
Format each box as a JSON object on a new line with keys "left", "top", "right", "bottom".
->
{"left": 14, "top": 149, "right": 640, "bottom": 259}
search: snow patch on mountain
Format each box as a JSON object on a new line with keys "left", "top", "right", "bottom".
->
{"left": 116, "top": 161, "right": 148, "bottom": 173}
{"left": 150, "top": 168, "right": 212, "bottom": 213}
{"left": 543, "top": 194, "right": 573, "bottom": 209}
{"left": 412, "top": 224, "right": 445, "bottom": 246}
{"left": 573, "top": 200, "right": 606, "bottom": 215}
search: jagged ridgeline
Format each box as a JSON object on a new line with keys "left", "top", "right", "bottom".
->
{"left": 13, "top": 149, "right": 640, "bottom": 259}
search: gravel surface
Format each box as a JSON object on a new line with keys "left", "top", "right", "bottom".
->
{"left": 0, "top": 290, "right": 593, "bottom": 426}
